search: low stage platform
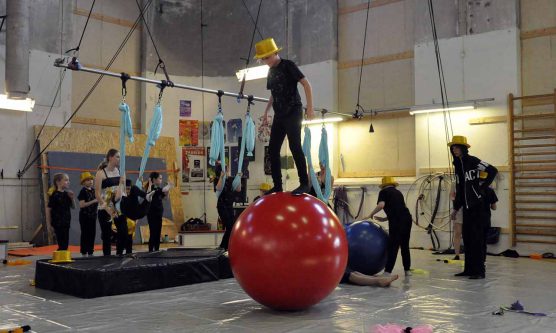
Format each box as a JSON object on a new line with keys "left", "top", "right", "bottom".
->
{"left": 35, "top": 248, "right": 232, "bottom": 298}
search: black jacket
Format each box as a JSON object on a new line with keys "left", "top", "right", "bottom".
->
{"left": 452, "top": 148, "right": 498, "bottom": 211}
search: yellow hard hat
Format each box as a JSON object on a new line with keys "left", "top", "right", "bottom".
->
{"left": 80, "top": 171, "right": 94, "bottom": 185}
{"left": 479, "top": 171, "right": 488, "bottom": 179}
{"left": 447, "top": 135, "right": 471, "bottom": 148}
{"left": 260, "top": 182, "right": 272, "bottom": 191}
{"left": 379, "top": 176, "right": 398, "bottom": 188}
{"left": 49, "top": 250, "right": 74, "bottom": 263}
{"left": 254, "top": 38, "right": 283, "bottom": 59}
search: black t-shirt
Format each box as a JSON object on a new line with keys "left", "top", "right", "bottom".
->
{"left": 377, "top": 186, "right": 412, "bottom": 223}
{"left": 149, "top": 187, "right": 166, "bottom": 215}
{"left": 48, "top": 191, "right": 73, "bottom": 228}
{"left": 267, "top": 59, "right": 305, "bottom": 118}
{"left": 483, "top": 187, "right": 498, "bottom": 218}
{"left": 217, "top": 177, "right": 235, "bottom": 209}
{"left": 78, "top": 187, "right": 97, "bottom": 218}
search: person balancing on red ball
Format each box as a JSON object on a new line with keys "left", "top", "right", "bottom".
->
{"left": 256, "top": 37, "right": 315, "bottom": 195}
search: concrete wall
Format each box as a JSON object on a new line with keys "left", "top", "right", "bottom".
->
{"left": 144, "top": 0, "right": 337, "bottom": 76}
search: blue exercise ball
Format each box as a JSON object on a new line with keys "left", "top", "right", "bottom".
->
{"left": 346, "top": 220, "right": 389, "bottom": 275}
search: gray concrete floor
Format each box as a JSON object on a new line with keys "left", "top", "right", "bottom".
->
{"left": 1, "top": 250, "right": 555, "bottom": 332}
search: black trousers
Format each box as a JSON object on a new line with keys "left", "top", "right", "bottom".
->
{"left": 384, "top": 218, "right": 412, "bottom": 273}
{"left": 54, "top": 226, "right": 70, "bottom": 251}
{"left": 483, "top": 214, "right": 491, "bottom": 263}
{"left": 79, "top": 213, "right": 97, "bottom": 255}
{"left": 462, "top": 207, "right": 486, "bottom": 275}
{"left": 269, "top": 112, "right": 308, "bottom": 187}
{"left": 218, "top": 205, "right": 235, "bottom": 250}
{"left": 98, "top": 210, "right": 113, "bottom": 256}
{"left": 114, "top": 215, "right": 131, "bottom": 255}
{"left": 148, "top": 212, "right": 163, "bottom": 252}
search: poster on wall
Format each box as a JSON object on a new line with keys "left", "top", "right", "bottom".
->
{"left": 179, "top": 120, "right": 199, "bottom": 146}
{"left": 230, "top": 146, "right": 250, "bottom": 179}
{"left": 179, "top": 100, "right": 192, "bottom": 117}
{"left": 227, "top": 118, "right": 242, "bottom": 144}
{"left": 264, "top": 145, "right": 272, "bottom": 175}
{"left": 200, "top": 121, "right": 210, "bottom": 141}
{"left": 206, "top": 146, "right": 229, "bottom": 183}
{"left": 257, "top": 113, "right": 272, "bottom": 143}
{"left": 182, "top": 147, "right": 205, "bottom": 183}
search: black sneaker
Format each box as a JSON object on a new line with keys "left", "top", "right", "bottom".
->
{"left": 264, "top": 186, "right": 283, "bottom": 195}
{"left": 292, "top": 184, "right": 310, "bottom": 195}
{"left": 454, "top": 271, "right": 470, "bottom": 277}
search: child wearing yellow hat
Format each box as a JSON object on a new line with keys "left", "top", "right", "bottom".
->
{"left": 255, "top": 37, "right": 315, "bottom": 195}
{"left": 448, "top": 135, "right": 498, "bottom": 279}
{"left": 77, "top": 172, "right": 98, "bottom": 256}
{"left": 368, "top": 176, "right": 413, "bottom": 277}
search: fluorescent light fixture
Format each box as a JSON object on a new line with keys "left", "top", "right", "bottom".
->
{"left": 302, "top": 117, "right": 343, "bottom": 125}
{"left": 409, "top": 103, "right": 475, "bottom": 116}
{"left": 0, "top": 94, "right": 35, "bottom": 112}
{"left": 235, "top": 65, "right": 269, "bottom": 81}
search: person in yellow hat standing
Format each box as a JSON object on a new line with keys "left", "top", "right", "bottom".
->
{"left": 255, "top": 37, "right": 315, "bottom": 195}
{"left": 448, "top": 135, "right": 497, "bottom": 279}
{"left": 367, "top": 176, "right": 413, "bottom": 277}
{"left": 78, "top": 171, "right": 98, "bottom": 256}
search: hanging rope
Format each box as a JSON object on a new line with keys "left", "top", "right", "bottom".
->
{"left": 232, "top": 96, "right": 256, "bottom": 191}
{"left": 237, "top": 0, "right": 264, "bottom": 101}
{"left": 119, "top": 73, "right": 134, "bottom": 175}
{"left": 135, "top": 84, "right": 165, "bottom": 187}
{"left": 355, "top": 0, "right": 371, "bottom": 113}
{"left": 427, "top": 0, "right": 454, "bottom": 177}
{"left": 210, "top": 91, "right": 226, "bottom": 197}
{"left": 135, "top": 0, "right": 171, "bottom": 83}
{"left": 65, "top": 0, "right": 96, "bottom": 55}
{"left": 302, "top": 125, "right": 332, "bottom": 203}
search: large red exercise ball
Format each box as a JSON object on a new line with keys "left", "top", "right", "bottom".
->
{"left": 346, "top": 220, "right": 389, "bottom": 275}
{"left": 229, "top": 192, "right": 348, "bottom": 311}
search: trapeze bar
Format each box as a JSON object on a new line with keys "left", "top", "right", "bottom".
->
{"left": 54, "top": 62, "right": 270, "bottom": 103}
{"left": 55, "top": 59, "right": 355, "bottom": 118}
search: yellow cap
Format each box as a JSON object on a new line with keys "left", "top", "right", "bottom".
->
{"left": 447, "top": 135, "right": 471, "bottom": 148}
{"left": 254, "top": 38, "right": 283, "bottom": 59}
{"left": 80, "top": 171, "right": 94, "bottom": 185}
{"left": 259, "top": 182, "right": 272, "bottom": 191}
{"left": 49, "top": 250, "right": 74, "bottom": 263}
{"left": 379, "top": 176, "right": 398, "bottom": 188}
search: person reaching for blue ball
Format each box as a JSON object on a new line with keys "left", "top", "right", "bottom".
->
{"left": 367, "top": 176, "right": 413, "bottom": 277}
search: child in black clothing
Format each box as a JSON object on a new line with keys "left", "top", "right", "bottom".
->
{"left": 113, "top": 178, "right": 157, "bottom": 254}
{"left": 368, "top": 176, "right": 413, "bottom": 277}
{"left": 215, "top": 165, "right": 241, "bottom": 251}
{"left": 78, "top": 172, "right": 98, "bottom": 256}
{"left": 47, "top": 173, "right": 75, "bottom": 251}
{"left": 449, "top": 135, "right": 498, "bottom": 279}
{"left": 147, "top": 172, "right": 171, "bottom": 252}
{"left": 256, "top": 37, "right": 315, "bottom": 195}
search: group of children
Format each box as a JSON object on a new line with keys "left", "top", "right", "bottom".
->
{"left": 46, "top": 149, "right": 171, "bottom": 256}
